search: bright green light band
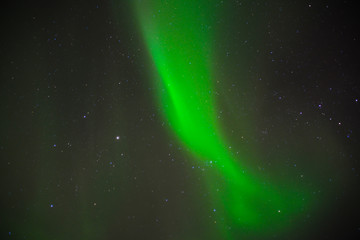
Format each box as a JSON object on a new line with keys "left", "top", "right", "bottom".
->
{"left": 135, "top": 0, "right": 310, "bottom": 236}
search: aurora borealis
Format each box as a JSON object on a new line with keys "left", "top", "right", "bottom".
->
{"left": 1, "top": 1, "right": 360, "bottom": 239}
{"left": 135, "top": 0, "right": 309, "bottom": 235}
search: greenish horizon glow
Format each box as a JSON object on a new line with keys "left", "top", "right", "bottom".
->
{"left": 134, "top": 1, "right": 311, "bottom": 237}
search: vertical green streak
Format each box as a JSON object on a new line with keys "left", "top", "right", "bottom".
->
{"left": 136, "top": 1, "right": 223, "bottom": 161}
{"left": 134, "top": 0, "right": 309, "bottom": 237}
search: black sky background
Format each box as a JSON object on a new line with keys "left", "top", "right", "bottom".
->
{"left": 1, "top": 0, "right": 360, "bottom": 239}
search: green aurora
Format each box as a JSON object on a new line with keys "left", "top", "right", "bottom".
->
{"left": 134, "top": 1, "right": 311, "bottom": 238}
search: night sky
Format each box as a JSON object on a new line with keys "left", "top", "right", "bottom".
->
{"left": 1, "top": 1, "right": 360, "bottom": 239}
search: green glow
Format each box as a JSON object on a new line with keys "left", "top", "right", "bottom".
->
{"left": 135, "top": 0, "right": 310, "bottom": 237}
